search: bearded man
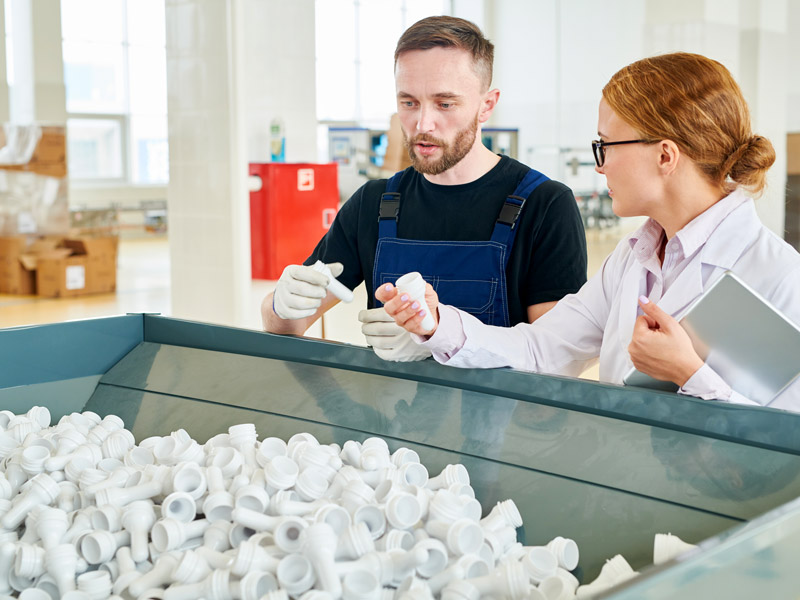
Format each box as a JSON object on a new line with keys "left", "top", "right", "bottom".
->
{"left": 262, "top": 16, "right": 587, "bottom": 362}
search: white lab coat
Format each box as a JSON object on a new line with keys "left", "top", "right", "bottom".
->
{"left": 420, "top": 193, "right": 800, "bottom": 412}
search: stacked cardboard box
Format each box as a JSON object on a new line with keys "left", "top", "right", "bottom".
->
{"left": 0, "top": 235, "right": 117, "bottom": 297}
{"left": 0, "top": 125, "right": 69, "bottom": 236}
{"left": 0, "top": 125, "right": 119, "bottom": 297}
{"left": 0, "top": 126, "right": 67, "bottom": 179}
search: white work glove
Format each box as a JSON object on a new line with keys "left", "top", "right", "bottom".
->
{"left": 273, "top": 262, "right": 343, "bottom": 320}
{"left": 358, "top": 307, "right": 432, "bottom": 362}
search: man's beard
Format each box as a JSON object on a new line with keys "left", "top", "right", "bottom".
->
{"left": 404, "top": 114, "right": 479, "bottom": 176}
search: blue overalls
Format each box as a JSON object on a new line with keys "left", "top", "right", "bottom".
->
{"left": 372, "top": 168, "right": 549, "bottom": 327}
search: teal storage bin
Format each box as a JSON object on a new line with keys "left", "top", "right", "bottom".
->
{"left": 2, "top": 314, "right": 800, "bottom": 596}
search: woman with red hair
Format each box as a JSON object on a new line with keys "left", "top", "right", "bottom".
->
{"left": 378, "top": 52, "right": 800, "bottom": 412}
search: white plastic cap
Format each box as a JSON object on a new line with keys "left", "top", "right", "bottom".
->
{"left": 312, "top": 261, "right": 354, "bottom": 303}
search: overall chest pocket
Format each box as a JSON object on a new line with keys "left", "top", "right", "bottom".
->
{"left": 432, "top": 277, "right": 498, "bottom": 314}
{"left": 379, "top": 273, "right": 498, "bottom": 315}
{"left": 374, "top": 239, "right": 506, "bottom": 324}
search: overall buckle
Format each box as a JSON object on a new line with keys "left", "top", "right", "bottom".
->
{"left": 497, "top": 196, "right": 526, "bottom": 228}
{"left": 379, "top": 193, "right": 400, "bottom": 220}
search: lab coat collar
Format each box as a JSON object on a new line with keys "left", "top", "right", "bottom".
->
{"left": 675, "top": 189, "right": 749, "bottom": 260}
{"left": 696, "top": 192, "right": 759, "bottom": 270}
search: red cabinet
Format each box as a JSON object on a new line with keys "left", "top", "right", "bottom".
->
{"left": 249, "top": 163, "right": 339, "bottom": 280}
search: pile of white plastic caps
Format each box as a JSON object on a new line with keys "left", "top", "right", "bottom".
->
{"left": 0, "top": 406, "right": 670, "bottom": 600}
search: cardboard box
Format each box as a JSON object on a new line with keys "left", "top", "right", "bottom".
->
{"left": 0, "top": 235, "right": 70, "bottom": 294}
{"left": 36, "top": 237, "right": 117, "bottom": 298}
{"left": 789, "top": 133, "right": 800, "bottom": 176}
{"left": 0, "top": 127, "right": 67, "bottom": 178}
{"left": 0, "top": 125, "right": 69, "bottom": 236}
{"left": 0, "top": 236, "right": 35, "bottom": 294}
{"left": 0, "top": 234, "right": 117, "bottom": 297}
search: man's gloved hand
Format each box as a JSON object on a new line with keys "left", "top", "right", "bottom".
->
{"left": 358, "top": 307, "right": 432, "bottom": 362}
{"left": 273, "top": 262, "right": 343, "bottom": 320}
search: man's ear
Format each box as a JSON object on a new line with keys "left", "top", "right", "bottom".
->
{"left": 479, "top": 88, "right": 500, "bottom": 123}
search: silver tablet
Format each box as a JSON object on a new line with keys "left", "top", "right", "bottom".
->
{"left": 623, "top": 271, "right": 800, "bottom": 404}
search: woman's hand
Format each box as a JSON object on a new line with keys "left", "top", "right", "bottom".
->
{"left": 375, "top": 281, "right": 440, "bottom": 336}
{"left": 628, "top": 296, "right": 705, "bottom": 386}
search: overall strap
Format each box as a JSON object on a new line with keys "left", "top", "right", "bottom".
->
{"left": 378, "top": 171, "right": 404, "bottom": 238}
{"left": 490, "top": 169, "right": 550, "bottom": 252}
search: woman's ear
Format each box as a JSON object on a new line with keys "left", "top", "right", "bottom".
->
{"left": 658, "top": 139, "right": 681, "bottom": 176}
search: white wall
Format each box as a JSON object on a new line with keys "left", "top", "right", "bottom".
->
{"left": 243, "top": 0, "right": 317, "bottom": 164}
{"left": 737, "top": 0, "right": 788, "bottom": 234}
{"left": 487, "top": 0, "right": 645, "bottom": 195}
{"left": 640, "top": 0, "right": 788, "bottom": 235}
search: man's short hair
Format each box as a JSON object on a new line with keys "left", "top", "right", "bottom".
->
{"left": 394, "top": 16, "right": 494, "bottom": 90}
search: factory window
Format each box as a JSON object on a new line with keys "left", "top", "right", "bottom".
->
{"left": 61, "top": 0, "right": 168, "bottom": 184}
{"left": 315, "top": 0, "right": 448, "bottom": 127}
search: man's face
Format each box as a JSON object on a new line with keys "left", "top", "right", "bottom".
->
{"left": 395, "top": 47, "right": 488, "bottom": 176}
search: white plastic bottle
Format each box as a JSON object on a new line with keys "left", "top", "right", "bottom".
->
{"left": 395, "top": 272, "right": 435, "bottom": 332}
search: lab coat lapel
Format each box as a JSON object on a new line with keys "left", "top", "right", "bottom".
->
{"left": 617, "top": 258, "right": 647, "bottom": 349}
{"left": 657, "top": 200, "right": 761, "bottom": 319}
{"left": 655, "top": 262, "right": 705, "bottom": 320}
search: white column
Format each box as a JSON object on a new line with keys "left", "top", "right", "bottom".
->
{"left": 165, "top": 0, "right": 317, "bottom": 329}
{"left": 30, "top": 0, "right": 66, "bottom": 123}
{"left": 0, "top": 3, "right": 10, "bottom": 122}
{"left": 5, "top": 0, "right": 66, "bottom": 124}
{"left": 6, "top": 0, "right": 33, "bottom": 123}
{"left": 165, "top": 0, "right": 250, "bottom": 327}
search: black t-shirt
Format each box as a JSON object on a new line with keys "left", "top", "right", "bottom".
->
{"left": 306, "top": 155, "right": 587, "bottom": 326}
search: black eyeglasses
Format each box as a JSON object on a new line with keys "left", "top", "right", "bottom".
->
{"left": 591, "top": 139, "right": 653, "bottom": 167}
